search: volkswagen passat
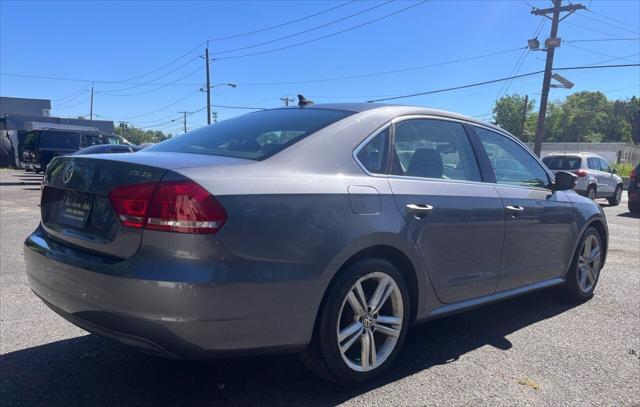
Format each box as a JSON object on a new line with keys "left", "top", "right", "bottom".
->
{"left": 24, "top": 104, "right": 608, "bottom": 384}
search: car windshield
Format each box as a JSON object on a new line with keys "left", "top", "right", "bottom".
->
{"left": 37, "top": 131, "right": 80, "bottom": 149}
{"left": 542, "top": 156, "right": 582, "bottom": 170}
{"left": 146, "top": 108, "right": 354, "bottom": 160}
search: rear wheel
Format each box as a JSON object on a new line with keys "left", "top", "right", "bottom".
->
{"left": 608, "top": 185, "right": 622, "bottom": 206}
{"left": 565, "top": 227, "right": 603, "bottom": 301}
{"left": 301, "top": 258, "right": 409, "bottom": 384}
{"left": 586, "top": 185, "right": 597, "bottom": 200}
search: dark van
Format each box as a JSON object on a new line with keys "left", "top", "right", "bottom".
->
{"left": 21, "top": 130, "right": 124, "bottom": 172}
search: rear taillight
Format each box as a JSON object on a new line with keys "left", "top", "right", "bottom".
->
{"left": 108, "top": 180, "right": 226, "bottom": 234}
{"left": 574, "top": 169, "right": 588, "bottom": 177}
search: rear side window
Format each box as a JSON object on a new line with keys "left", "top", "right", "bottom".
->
{"left": 37, "top": 131, "right": 80, "bottom": 149}
{"left": 356, "top": 128, "right": 389, "bottom": 174}
{"left": 475, "top": 127, "right": 549, "bottom": 188}
{"left": 542, "top": 156, "right": 581, "bottom": 170}
{"left": 391, "top": 119, "right": 482, "bottom": 182}
{"left": 147, "top": 108, "right": 354, "bottom": 160}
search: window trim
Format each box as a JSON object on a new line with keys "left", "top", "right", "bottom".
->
{"left": 352, "top": 115, "right": 489, "bottom": 186}
{"left": 469, "top": 124, "right": 554, "bottom": 191}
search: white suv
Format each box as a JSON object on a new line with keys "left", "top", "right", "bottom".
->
{"left": 542, "top": 152, "right": 624, "bottom": 205}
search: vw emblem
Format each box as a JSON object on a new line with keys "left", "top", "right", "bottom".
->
{"left": 62, "top": 161, "right": 75, "bottom": 184}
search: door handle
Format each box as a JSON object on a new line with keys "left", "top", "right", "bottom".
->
{"left": 406, "top": 204, "right": 434, "bottom": 219}
{"left": 505, "top": 205, "right": 525, "bottom": 217}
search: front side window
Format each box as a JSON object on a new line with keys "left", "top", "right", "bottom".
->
{"left": 356, "top": 128, "right": 389, "bottom": 174}
{"left": 475, "top": 127, "right": 549, "bottom": 188}
{"left": 390, "top": 119, "right": 481, "bottom": 182}
{"left": 147, "top": 108, "right": 354, "bottom": 160}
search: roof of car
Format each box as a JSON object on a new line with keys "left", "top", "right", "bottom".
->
{"left": 277, "top": 103, "right": 508, "bottom": 134}
{"left": 545, "top": 152, "right": 604, "bottom": 158}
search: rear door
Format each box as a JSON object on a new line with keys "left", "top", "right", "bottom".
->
{"left": 597, "top": 158, "right": 615, "bottom": 195}
{"left": 587, "top": 157, "right": 607, "bottom": 196}
{"left": 473, "top": 126, "right": 576, "bottom": 290}
{"left": 385, "top": 118, "right": 504, "bottom": 304}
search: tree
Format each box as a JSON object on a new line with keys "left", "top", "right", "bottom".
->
{"left": 114, "top": 123, "right": 172, "bottom": 145}
{"left": 492, "top": 94, "right": 536, "bottom": 141}
{"left": 491, "top": 91, "right": 639, "bottom": 144}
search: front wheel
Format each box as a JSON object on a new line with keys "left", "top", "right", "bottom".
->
{"left": 565, "top": 227, "right": 603, "bottom": 301}
{"left": 301, "top": 258, "right": 410, "bottom": 384}
{"left": 608, "top": 185, "right": 622, "bottom": 206}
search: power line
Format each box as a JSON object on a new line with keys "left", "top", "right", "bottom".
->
{"left": 565, "top": 43, "right": 639, "bottom": 63}
{"left": 207, "top": 0, "right": 358, "bottom": 42}
{"left": 0, "top": 72, "right": 201, "bottom": 87}
{"left": 565, "top": 37, "right": 640, "bottom": 43}
{"left": 98, "top": 89, "right": 201, "bottom": 120}
{"left": 99, "top": 65, "right": 204, "bottom": 97}
{"left": 101, "top": 55, "right": 202, "bottom": 94}
{"left": 50, "top": 96, "right": 91, "bottom": 110}
{"left": 215, "top": 0, "right": 430, "bottom": 60}
{"left": 51, "top": 85, "right": 89, "bottom": 102}
{"left": 589, "top": 9, "right": 640, "bottom": 31}
{"left": 576, "top": 11, "right": 640, "bottom": 36}
{"left": 213, "top": 0, "right": 394, "bottom": 56}
{"left": 366, "top": 63, "right": 640, "bottom": 103}
{"left": 115, "top": 41, "right": 206, "bottom": 83}
{"left": 564, "top": 20, "right": 632, "bottom": 39}
{"left": 237, "top": 46, "right": 526, "bottom": 86}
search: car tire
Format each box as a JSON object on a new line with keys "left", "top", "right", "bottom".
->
{"left": 565, "top": 227, "right": 603, "bottom": 301}
{"left": 301, "top": 258, "right": 410, "bottom": 384}
{"left": 608, "top": 185, "right": 623, "bottom": 206}
{"left": 586, "top": 185, "right": 597, "bottom": 200}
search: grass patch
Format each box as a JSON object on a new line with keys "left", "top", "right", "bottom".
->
{"left": 613, "top": 162, "right": 634, "bottom": 177}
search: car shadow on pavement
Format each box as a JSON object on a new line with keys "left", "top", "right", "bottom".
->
{"left": 0, "top": 287, "right": 578, "bottom": 407}
{"left": 617, "top": 211, "right": 639, "bottom": 219}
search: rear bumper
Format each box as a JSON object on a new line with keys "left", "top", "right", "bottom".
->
{"left": 24, "top": 227, "right": 317, "bottom": 358}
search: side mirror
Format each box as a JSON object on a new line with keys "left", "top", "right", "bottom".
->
{"left": 553, "top": 171, "right": 577, "bottom": 191}
{"left": 612, "top": 168, "right": 617, "bottom": 174}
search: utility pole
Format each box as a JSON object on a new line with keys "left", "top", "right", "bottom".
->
{"left": 280, "top": 96, "right": 295, "bottom": 107}
{"left": 520, "top": 94, "right": 529, "bottom": 141}
{"left": 178, "top": 111, "right": 188, "bottom": 133}
{"left": 531, "top": 0, "right": 585, "bottom": 156}
{"left": 120, "top": 122, "right": 126, "bottom": 139}
{"left": 89, "top": 84, "right": 94, "bottom": 120}
{"left": 205, "top": 46, "right": 212, "bottom": 125}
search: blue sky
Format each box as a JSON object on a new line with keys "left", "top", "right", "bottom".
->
{"left": 1, "top": 0, "right": 638, "bottom": 134}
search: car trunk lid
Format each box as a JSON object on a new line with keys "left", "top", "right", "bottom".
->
{"left": 41, "top": 156, "right": 168, "bottom": 259}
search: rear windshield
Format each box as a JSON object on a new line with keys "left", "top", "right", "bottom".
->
{"left": 542, "top": 156, "right": 582, "bottom": 170}
{"left": 147, "top": 108, "right": 354, "bottom": 160}
{"left": 32, "top": 131, "right": 81, "bottom": 150}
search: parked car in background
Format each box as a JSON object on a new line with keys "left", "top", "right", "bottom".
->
{"left": 20, "top": 129, "right": 128, "bottom": 172}
{"left": 72, "top": 144, "right": 140, "bottom": 155}
{"left": 628, "top": 164, "right": 640, "bottom": 214}
{"left": 25, "top": 104, "right": 608, "bottom": 384}
{"left": 542, "top": 152, "right": 624, "bottom": 205}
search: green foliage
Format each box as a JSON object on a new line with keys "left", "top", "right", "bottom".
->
{"left": 114, "top": 123, "right": 172, "bottom": 145}
{"left": 491, "top": 94, "right": 536, "bottom": 141}
{"left": 493, "top": 92, "right": 639, "bottom": 144}
{"left": 613, "top": 162, "right": 634, "bottom": 177}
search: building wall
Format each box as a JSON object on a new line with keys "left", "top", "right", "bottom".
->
{"left": 0, "top": 97, "right": 51, "bottom": 117}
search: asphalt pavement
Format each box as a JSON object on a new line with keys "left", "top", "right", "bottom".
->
{"left": 1, "top": 168, "right": 638, "bottom": 406}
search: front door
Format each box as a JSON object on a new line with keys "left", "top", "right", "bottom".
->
{"left": 387, "top": 118, "right": 505, "bottom": 304}
{"left": 473, "top": 127, "right": 577, "bottom": 290}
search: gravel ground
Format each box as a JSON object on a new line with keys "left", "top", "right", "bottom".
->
{"left": 1, "top": 168, "right": 638, "bottom": 406}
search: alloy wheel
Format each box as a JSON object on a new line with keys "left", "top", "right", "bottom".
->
{"left": 577, "top": 234, "right": 601, "bottom": 293}
{"left": 336, "top": 272, "right": 404, "bottom": 372}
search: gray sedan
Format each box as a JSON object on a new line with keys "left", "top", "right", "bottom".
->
{"left": 24, "top": 104, "right": 608, "bottom": 384}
